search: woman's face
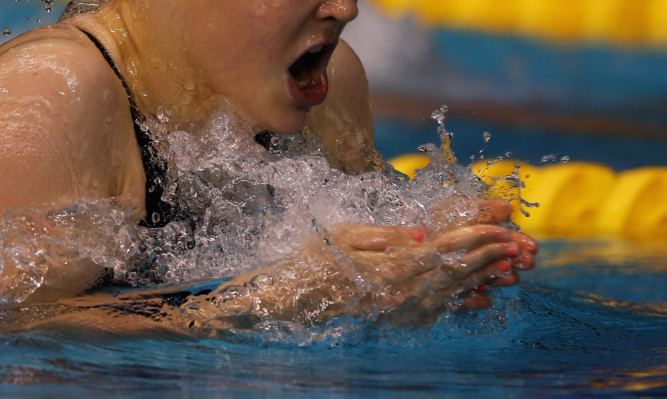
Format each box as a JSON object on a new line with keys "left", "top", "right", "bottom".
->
{"left": 182, "top": 0, "right": 358, "bottom": 134}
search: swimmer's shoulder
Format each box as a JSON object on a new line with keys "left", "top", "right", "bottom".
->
{"left": 0, "top": 24, "right": 145, "bottom": 214}
{"left": 0, "top": 24, "right": 126, "bottom": 99}
{"left": 326, "top": 39, "right": 372, "bottom": 131}
{"left": 0, "top": 24, "right": 135, "bottom": 134}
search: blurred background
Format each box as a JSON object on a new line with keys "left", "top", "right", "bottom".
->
{"left": 342, "top": 0, "right": 667, "bottom": 169}
{"left": 2, "top": 0, "right": 666, "bottom": 169}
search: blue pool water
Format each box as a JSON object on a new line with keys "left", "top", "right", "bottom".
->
{"left": 375, "top": 115, "right": 667, "bottom": 171}
{"left": 2, "top": 241, "right": 666, "bottom": 398}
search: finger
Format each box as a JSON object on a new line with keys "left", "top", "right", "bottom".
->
{"left": 333, "top": 224, "right": 422, "bottom": 252}
{"left": 426, "top": 249, "right": 515, "bottom": 301}
{"left": 511, "top": 231, "right": 539, "bottom": 255}
{"left": 348, "top": 244, "right": 438, "bottom": 285}
{"left": 512, "top": 251, "right": 535, "bottom": 271}
{"left": 450, "top": 241, "right": 519, "bottom": 278}
{"left": 432, "top": 225, "right": 513, "bottom": 254}
{"left": 442, "top": 262, "right": 502, "bottom": 298}
{"left": 459, "top": 293, "right": 492, "bottom": 309}
{"left": 476, "top": 199, "right": 512, "bottom": 224}
{"left": 487, "top": 271, "right": 520, "bottom": 287}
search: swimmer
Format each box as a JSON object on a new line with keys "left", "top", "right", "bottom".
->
{"left": 0, "top": 0, "right": 537, "bottom": 327}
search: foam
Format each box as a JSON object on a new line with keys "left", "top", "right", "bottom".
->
{"left": 0, "top": 107, "right": 487, "bottom": 317}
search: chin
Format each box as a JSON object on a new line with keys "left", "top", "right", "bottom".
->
{"left": 257, "top": 111, "right": 309, "bottom": 135}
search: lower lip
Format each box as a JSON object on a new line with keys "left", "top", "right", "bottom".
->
{"left": 287, "top": 72, "right": 329, "bottom": 108}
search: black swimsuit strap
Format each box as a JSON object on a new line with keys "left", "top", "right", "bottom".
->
{"left": 78, "top": 29, "right": 176, "bottom": 227}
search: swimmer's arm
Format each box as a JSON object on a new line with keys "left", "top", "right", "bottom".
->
{"left": 0, "top": 31, "right": 145, "bottom": 302}
{"left": 9, "top": 223, "right": 536, "bottom": 333}
{"left": 306, "top": 40, "right": 376, "bottom": 173}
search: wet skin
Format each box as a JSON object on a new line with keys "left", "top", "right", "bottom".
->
{"left": 0, "top": 0, "right": 537, "bottom": 318}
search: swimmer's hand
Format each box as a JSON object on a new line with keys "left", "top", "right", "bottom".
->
{"left": 427, "top": 198, "right": 538, "bottom": 307}
{"left": 180, "top": 221, "right": 535, "bottom": 331}
{"left": 331, "top": 222, "right": 537, "bottom": 316}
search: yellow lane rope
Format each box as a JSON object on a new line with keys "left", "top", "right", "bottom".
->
{"left": 368, "top": 0, "right": 667, "bottom": 47}
{"left": 390, "top": 154, "right": 667, "bottom": 241}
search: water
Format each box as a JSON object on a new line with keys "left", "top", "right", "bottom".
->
{"left": 0, "top": 107, "right": 494, "bottom": 325}
{"left": 1, "top": 241, "right": 665, "bottom": 398}
{"left": 0, "top": 105, "right": 665, "bottom": 397}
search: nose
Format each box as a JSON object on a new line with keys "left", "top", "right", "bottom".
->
{"left": 316, "top": 0, "right": 359, "bottom": 25}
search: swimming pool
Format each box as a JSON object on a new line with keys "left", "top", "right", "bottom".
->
{"left": 1, "top": 2, "right": 667, "bottom": 398}
{"left": 0, "top": 109, "right": 665, "bottom": 397}
{"left": 1, "top": 240, "right": 666, "bottom": 398}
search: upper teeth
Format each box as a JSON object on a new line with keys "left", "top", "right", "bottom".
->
{"left": 308, "top": 46, "right": 323, "bottom": 54}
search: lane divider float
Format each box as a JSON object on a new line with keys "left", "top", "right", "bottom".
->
{"left": 368, "top": 0, "right": 667, "bottom": 46}
{"left": 389, "top": 154, "right": 667, "bottom": 241}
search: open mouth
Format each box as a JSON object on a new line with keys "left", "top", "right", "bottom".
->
{"left": 287, "top": 42, "right": 337, "bottom": 107}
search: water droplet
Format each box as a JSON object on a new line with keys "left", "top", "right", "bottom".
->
{"left": 156, "top": 105, "right": 170, "bottom": 124}
{"left": 138, "top": 120, "right": 149, "bottom": 133}
{"left": 540, "top": 154, "right": 557, "bottom": 164}
{"left": 482, "top": 131, "right": 491, "bottom": 143}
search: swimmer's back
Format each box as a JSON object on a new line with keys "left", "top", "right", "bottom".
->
{"left": 0, "top": 24, "right": 145, "bottom": 216}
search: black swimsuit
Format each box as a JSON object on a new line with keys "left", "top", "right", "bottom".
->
{"left": 79, "top": 29, "right": 282, "bottom": 229}
{"left": 78, "top": 29, "right": 176, "bottom": 227}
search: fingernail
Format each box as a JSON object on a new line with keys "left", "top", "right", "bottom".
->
{"left": 497, "top": 261, "right": 511, "bottom": 273}
{"left": 506, "top": 247, "right": 519, "bottom": 257}
{"left": 413, "top": 227, "right": 425, "bottom": 243}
